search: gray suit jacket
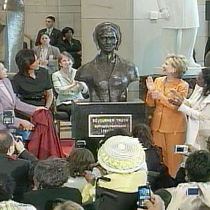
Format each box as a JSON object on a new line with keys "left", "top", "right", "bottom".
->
{"left": 34, "top": 45, "right": 60, "bottom": 74}
{"left": 0, "top": 78, "right": 36, "bottom": 129}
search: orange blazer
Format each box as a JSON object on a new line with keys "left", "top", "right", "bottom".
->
{"left": 146, "top": 76, "right": 189, "bottom": 133}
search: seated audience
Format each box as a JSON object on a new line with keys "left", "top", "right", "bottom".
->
{"left": 64, "top": 148, "right": 95, "bottom": 192}
{"left": 0, "top": 130, "right": 38, "bottom": 201}
{"left": 61, "top": 27, "right": 82, "bottom": 69}
{"left": 12, "top": 49, "right": 53, "bottom": 108}
{"left": 132, "top": 123, "right": 175, "bottom": 191}
{"left": 34, "top": 33, "right": 60, "bottom": 74}
{"left": 169, "top": 67, "right": 210, "bottom": 150}
{"left": 166, "top": 150, "right": 210, "bottom": 210}
{"left": 52, "top": 52, "right": 88, "bottom": 119}
{"left": 23, "top": 157, "right": 82, "bottom": 210}
{"left": 0, "top": 61, "right": 44, "bottom": 131}
{"left": 0, "top": 173, "right": 37, "bottom": 210}
{"left": 146, "top": 54, "right": 189, "bottom": 176}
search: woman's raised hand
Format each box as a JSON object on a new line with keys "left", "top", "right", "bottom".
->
{"left": 146, "top": 76, "right": 155, "bottom": 91}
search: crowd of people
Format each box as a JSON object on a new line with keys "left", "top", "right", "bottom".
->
{"left": 0, "top": 14, "right": 210, "bottom": 210}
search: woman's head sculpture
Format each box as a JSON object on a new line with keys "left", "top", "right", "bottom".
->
{"left": 93, "top": 22, "right": 122, "bottom": 52}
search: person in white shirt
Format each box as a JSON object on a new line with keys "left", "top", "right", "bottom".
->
{"left": 169, "top": 68, "right": 210, "bottom": 150}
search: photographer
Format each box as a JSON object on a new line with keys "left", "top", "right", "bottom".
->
{"left": 0, "top": 130, "right": 38, "bottom": 201}
{"left": 165, "top": 150, "right": 210, "bottom": 210}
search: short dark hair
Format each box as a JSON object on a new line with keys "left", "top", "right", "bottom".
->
{"left": 132, "top": 123, "right": 153, "bottom": 149}
{"left": 0, "top": 173, "right": 15, "bottom": 201}
{"left": 66, "top": 148, "right": 95, "bottom": 178}
{"left": 62, "top": 27, "right": 74, "bottom": 36}
{"left": 0, "top": 130, "right": 13, "bottom": 153}
{"left": 202, "top": 68, "right": 210, "bottom": 96}
{"left": 46, "top": 16, "right": 55, "bottom": 22}
{"left": 185, "top": 150, "right": 210, "bottom": 182}
{"left": 15, "top": 49, "right": 36, "bottom": 76}
{"left": 34, "top": 157, "right": 69, "bottom": 189}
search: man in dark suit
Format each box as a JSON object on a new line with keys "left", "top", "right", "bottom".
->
{"left": 0, "top": 130, "right": 38, "bottom": 201}
{"left": 35, "top": 16, "right": 64, "bottom": 51}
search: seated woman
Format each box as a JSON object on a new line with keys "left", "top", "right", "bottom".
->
{"left": 0, "top": 61, "right": 44, "bottom": 131}
{"left": 64, "top": 148, "right": 95, "bottom": 192}
{"left": 52, "top": 52, "right": 88, "bottom": 118}
{"left": 12, "top": 49, "right": 53, "bottom": 109}
{"left": 61, "top": 27, "right": 82, "bottom": 69}
{"left": 34, "top": 33, "right": 60, "bottom": 74}
{"left": 82, "top": 135, "right": 147, "bottom": 209}
{"left": 22, "top": 157, "right": 82, "bottom": 210}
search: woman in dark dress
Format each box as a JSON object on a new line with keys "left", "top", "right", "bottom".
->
{"left": 12, "top": 49, "right": 53, "bottom": 108}
{"left": 61, "top": 27, "right": 82, "bottom": 69}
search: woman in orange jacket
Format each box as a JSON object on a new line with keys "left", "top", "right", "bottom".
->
{"left": 146, "top": 54, "right": 189, "bottom": 176}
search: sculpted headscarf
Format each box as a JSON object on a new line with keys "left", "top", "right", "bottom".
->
{"left": 93, "top": 22, "right": 122, "bottom": 51}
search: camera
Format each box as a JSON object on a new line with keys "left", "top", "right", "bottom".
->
{"left": 174, "top": 145, "right": 188, "bottom": 154}
{"left": 75, "top": 140, "right": 86, "bottom": 148}
{"left": 186, "top": 188, "right": 199, "bottom": 196}
{"left": 2, "top": 110, "right": 14, "bottom": 125}
{"left": 137, "top": 184, "right": 151, "bottom": 209}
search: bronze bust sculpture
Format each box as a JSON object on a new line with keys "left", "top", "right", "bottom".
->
{"left": 75, "top": 22, "right": 139, "bottom": 102}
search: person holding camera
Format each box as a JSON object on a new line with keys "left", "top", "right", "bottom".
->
{"left": 0, "top": 130, "right": 38, "bottom": 201}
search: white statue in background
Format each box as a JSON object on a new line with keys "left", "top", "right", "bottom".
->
{"left": 157, "top": 0, "right": 200, "bottom": 67}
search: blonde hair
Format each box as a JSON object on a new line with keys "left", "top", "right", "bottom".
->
{"left": 54, "top": 201, "right": 84, "bottom": 210}
{"left": 165, "top": 54, "right": 188, "bottom": 78}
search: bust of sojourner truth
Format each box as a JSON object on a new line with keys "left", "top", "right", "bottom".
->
{"left": 75, "top": 22, "right": 139, "bottom": 102}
